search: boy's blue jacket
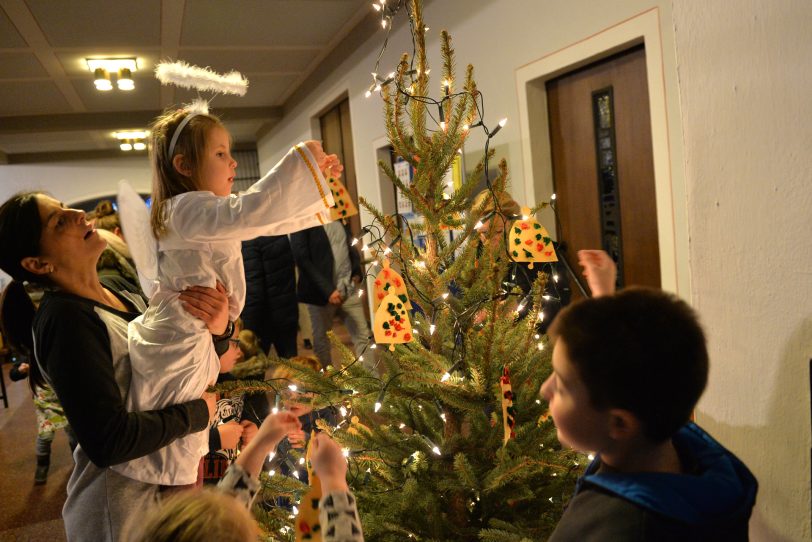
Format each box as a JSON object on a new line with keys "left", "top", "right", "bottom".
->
{"left": 549, "top": 423, "right": 758, "bottom": 541}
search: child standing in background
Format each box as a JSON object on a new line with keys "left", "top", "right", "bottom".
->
{"left": 115, "top": 105, "right": 340, "bottom": 487}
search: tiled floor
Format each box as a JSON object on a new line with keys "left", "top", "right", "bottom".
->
{"left": 0, "top": 320, "right": 361, "bottom": 541}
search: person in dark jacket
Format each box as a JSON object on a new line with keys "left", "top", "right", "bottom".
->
{"left": 241, "top": 235, "right": 299, "bottom": 359}
{"left": 541, "top": 251, "right": 757, "bottom": 541}
{"left": 289, "top": 221, "right": 371, "bottom": 369}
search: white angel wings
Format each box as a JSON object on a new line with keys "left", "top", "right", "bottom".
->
{"left": 117, "top": 180, "right": 160, "bottom": 299}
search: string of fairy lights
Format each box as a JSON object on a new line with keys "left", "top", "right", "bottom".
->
{"left": 247, "top": 1, "right": 587, "bottom": 515}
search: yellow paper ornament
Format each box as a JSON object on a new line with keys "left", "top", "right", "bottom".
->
{"left": 373, "top": 292, "right": 414, "bottom": 351}
{"left": 294, "top": 431, "right": 323, "bottom": 542}
{"left": 327, "top": 176, "right": 358, "bottom": 222}
{"left": 372, "top": 259, "right": 412, "bottom": 312}
{"left": 508, "top": 206, "right": 558, "bottom": 269}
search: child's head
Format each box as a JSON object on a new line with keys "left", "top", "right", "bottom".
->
{"left": 122, "top": 488, "right": 258, "bottom": 542}
{"left": 148, "top": 108, "right": 236, "bottom": 236}
{"left": 541, "top": 287, "right": 708, "bottom": 451}
{"left": 219, "top": 320, "right": 243, "bottom": 374}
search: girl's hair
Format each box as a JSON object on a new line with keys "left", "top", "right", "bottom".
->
{"left": 122, "top": 488, "right": 257, "bottom": 542}
{"left": 472, "top": 188, "right": 521, "bottom": 218}
{"left": 0, "top": 191, "right": 49, "bottom": 391}
{"left": 88, "top": 199, "right": 120, "bottom": 232}
{"left": 148, "top": 109, "right": 225, "bottom": 237}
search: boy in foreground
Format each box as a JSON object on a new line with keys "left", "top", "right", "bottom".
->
{"left": 543, "top": 250, "right": 757, "bottom": 541}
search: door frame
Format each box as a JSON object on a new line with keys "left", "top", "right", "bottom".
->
{"left": 515, "top": 7, "right": 687, "bottom": 296}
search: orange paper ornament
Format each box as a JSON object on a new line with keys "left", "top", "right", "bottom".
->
{"left": 294, "top": 431, "right": 323, "bottom": 542}
{"left": 372, "top": 259, "right": 412, "bottom": 312}
{"left": 508, "top": 206, "right": 558, "bottom": 269}
{"left": 327, "top": 176, "right": 358, "bottom": 222}
{"left": 373, "top": 292, "right": 414, "bottom": 351}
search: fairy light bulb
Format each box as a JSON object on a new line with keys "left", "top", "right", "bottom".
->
{"left": 340, "top": 406, "right": 348, "bottom": 418}
{"left": 537, "top": 342, "right": 544, "bottom": 351}
{"left": 299, "top": 457, "right": 306, "bottom": 465}
{"left": 441, "top": 292, "right": 449, "bottom": 300}
{"left": 370, "top": 343, "right": 378, "bottom": 349}
{"left": 374, "top": 401, "right": 382, "bottom": 412}
{"left": 269, "top": 469, "right": 276, "bottom": 476}
{"left": 399, "top": 423, "right": 406, "bottom": 429}
{"left": 351, "top": 237, "right": 359, "bottom": 246}
{"left": 432, "top": 446, "right": 441, "bottom": 456}
{"left": 429, "top": 324, "right": 436, "bottom": 335}
{"left": 538, "top": 311, "right": 545, "bottom": 322}
{"left": 441, "top": 372, "right": 451, "bottom": 382}
{"left": 474, "top": 220, "right": 483, "bottom": 230}
{"left": 342, "top": 448, "right": 350, "bottom": 458}
{"left": 358, "top": 289, "right": 365, "bottom": 297}
{"left": 383, "top": 246, "right": 392, "bottom": 255}
{"left": 362, "top": 244, "right": 369, "bottom": 252}
{"left": 440, "top": 121, "right": 446, "bottom": 131}
{"left": 288, "top": 384, "right": 298, "bottom": 391}
{"left": 553, "top": 274, "right": 559, "bottom": 282}
{"left": 372, "top": 2, "right": 381, "bottom": 11}
{"left": 293, "top": 470, "right": 300, "bottom": 479}
{"left": 551, "top": 193, "right": 557, "bottom": 200}
{"left": 268, "top": 451, "right": 276, "bottom": 461}
{"left": 588, "top": 453, "right": 595, "bottom": 461}
{"left": 381, "top": 19, "right": 387, "bottom": 28}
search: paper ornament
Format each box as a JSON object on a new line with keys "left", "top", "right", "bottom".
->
{"left": 327, "top": 176, "right": 358, "bottom": 222}
{"left": 500, "top": 367, "right": 517, "bottom": 446}
{"left": 372, "top": 259, "right": 412, "bottom": 312}
{"left": 373, "top": 292, "right": 414, "bottom": 351}
{"left": 295, "top": 432, "right": 323, "bottom": 542}
{"left": 508, "top": 206, "right": 558, "bottom": 269}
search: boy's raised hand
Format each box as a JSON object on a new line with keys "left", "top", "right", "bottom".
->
{"left": 310, "top": 433, "right": 349, "bottom": 493}
{"left": 578, "top": 250, "right": 617, "bottom": 297}
{"left": 234, "top": 410, "right": 302, "bottom": 479}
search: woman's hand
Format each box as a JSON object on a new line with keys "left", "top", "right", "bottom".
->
{"left": 310, "top": 433, "right": 349, "bottom": 493}
{"left": 179, "top": 281, "right": 229, "bottom": 335}
{"left": 577, "top": 250, "right": 617, "bottom": 297}
{"left": 218, "top": 420, "right": 244, "bottom": 450}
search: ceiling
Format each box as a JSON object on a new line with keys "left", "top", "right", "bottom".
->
{"left": 0, "top": 0, "right": 379, "bottom": 163}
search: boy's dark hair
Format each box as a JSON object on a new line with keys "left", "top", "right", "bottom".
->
{"left": 549, "top": 287, "right": 708, "bottom": 442}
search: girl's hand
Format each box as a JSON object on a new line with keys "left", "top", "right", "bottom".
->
{"left": 287, "top": 428, "right": 307, "bottom": 449}
{"left": 179, "top": 281, "right": 230, "bottom": 335}
{"left": 321, "top": 154, "right": 343, "bottom": 179}
{"left": 303, "top": 140, "right": 327, "bottom": 168}
{"left": 254, "top": 411, "right": 302, "bottom": 449}
{"left": 577, "top": 250, "right": 617, "bottom": 297}
{"left": 310, "top": 433, "right": 349, "bottom": 493}
{"left": 218, "top": 420, "right": 244, "bottom": 450}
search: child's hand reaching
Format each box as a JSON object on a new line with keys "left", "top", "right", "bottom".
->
{"left": 234, "top": 410, "right": 302, "bottom": 480}
{"left": 310, "top": 433, "right": 349, "bottom": 493}
{"left": 577, "top": 250, "right": 617, "bottom": 297}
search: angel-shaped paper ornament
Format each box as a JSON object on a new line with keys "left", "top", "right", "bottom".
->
{"left": 326, "top": 176, "right": 358, "bottom": 223}
{"left": 295, "top": 432, "right": 323, "bottom": 542}
{"left": 508, "top": 206, "right": 558, "bottom": 269}
{"left": 373, "top": 292, "right": 414, "bottom": 351}
{"left": 372, "top": 259, "right": 412, "bottom": 312}
{"left": 500, "top": 366, "right": 517, "bottom": 446}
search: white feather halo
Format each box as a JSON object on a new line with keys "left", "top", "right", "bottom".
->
{"left": 155, "top": 60, "right": 249, "bottom": 96}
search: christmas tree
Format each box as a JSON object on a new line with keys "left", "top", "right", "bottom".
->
{"left": 224, "top": 1, "right": 583, "bottom": 540}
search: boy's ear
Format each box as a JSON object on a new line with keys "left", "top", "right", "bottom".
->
{"left": 607, "top": 408, "right": 642, "bottom": 442}
{"left": 20, "top": 257, "right": 54, "bottom": 276}
{"left": 172, "top": 154, "right": 193, "bottom": 177}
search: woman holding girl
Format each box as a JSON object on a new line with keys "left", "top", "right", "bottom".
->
{"left": 0, "top": 191, "right": 227, "bottom": 541}
{"left": 116, "top": 106, "right": 340, "bottom": 487}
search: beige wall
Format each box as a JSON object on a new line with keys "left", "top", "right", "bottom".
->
{"left": 258, "top": 0, "right": 812, "bottom": 539}
{"left": 0, "top": 156, "right": 151, "bottom": 205}
{"left": 672, "top": 1, "right": 812, "bottom": 540}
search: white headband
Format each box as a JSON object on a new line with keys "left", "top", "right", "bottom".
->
{"left": 167, "top": 112, "right": 200, "bottom": 157}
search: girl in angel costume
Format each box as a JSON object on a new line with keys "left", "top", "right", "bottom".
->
{"left": 115, "top": 63, "right": 339, "bottom": 486}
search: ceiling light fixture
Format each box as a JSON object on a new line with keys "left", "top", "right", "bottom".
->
{"left": 114, "top": 131, "right": 148, "bottom": 152}
{"left": 86, "top": 58, "right": 138, "bottom": 92}
{"left": 117, "top": 68, "right": 134, "bottom": 91}
{"left": 93, "top": 68, "right": 112, "bottom": 91}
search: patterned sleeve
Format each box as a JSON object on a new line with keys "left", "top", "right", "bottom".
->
{"left": 217, "top": 463, "right": 260, "bottom": 508}
{"left": 217, "top": 464, "right": 364, "bottom": 541}
{"left": 320, "top": 491, "right": 364, "bottom": 542}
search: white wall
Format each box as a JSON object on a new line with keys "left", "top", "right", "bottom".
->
{"left": 0, "top": 156, "right": 151, "bottom": 205}
{"left": 258, "top": 0, "right": 812, "bottom": 539}
{"left": 671, "top": 1, "right": 812, "bottom": 540}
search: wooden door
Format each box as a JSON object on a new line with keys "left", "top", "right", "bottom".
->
{"left": 546, "top": 45, "right": 660, "bottom": 296}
